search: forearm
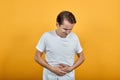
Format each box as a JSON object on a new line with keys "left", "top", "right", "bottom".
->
{"left": 34, "top": 55, "right": 53, "bottom": 71}
{"left": 71, "top": 54, "right": 85, "bottom": 70}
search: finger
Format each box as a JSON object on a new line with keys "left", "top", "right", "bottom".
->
{"left": 55, "top": 65, "right": 63, "bottom": 68}
{"left": 59, "top": 64, "right": 69, "bottom": 67}
{"left": 56, "top": 70, "right": 67, "bottom": 76}
{"left": 60, "top": 70, "right": 67, "bottom": 74}
{"left": 61, "top": 67, "right": 67, "bottom": 70}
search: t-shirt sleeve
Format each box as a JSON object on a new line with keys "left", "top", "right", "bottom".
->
{"left": 35, "top": 33, "right": 46, "bottom": 52}
{"left": 75, "top": 35, "right": 83, "bottom": 54}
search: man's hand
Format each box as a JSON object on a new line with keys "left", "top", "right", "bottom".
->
{"left": 60, "top": 66, "right": 73, "bottom": 73}
{"left": 59, "top": 64, "right": 73, "bottom": 73}
{"left": 51, "top": 65, "right": 67, "bottom": 76}
{"left": 50, "top": 64, "right": 73, "bottom": 76}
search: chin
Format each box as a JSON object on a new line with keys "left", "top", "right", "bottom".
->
{"left": 64, "top": 35, "right": 67, "bottom": 37}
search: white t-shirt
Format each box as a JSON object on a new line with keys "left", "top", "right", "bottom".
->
{"left": 36, "top": 30, "right": 83, "bottom": 80}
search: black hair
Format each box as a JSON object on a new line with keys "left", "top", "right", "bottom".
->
{"left": 57, "top": 11, "right": 76, "bottom": 25}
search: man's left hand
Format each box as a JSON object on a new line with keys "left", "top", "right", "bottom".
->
{"left": 58, "top": 64, "right": 73, "bottom": 73}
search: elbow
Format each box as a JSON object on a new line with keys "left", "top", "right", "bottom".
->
{"left": 34, "top": 54, "right": 42, "bottom": 63}
{"left": 82, "top": 56, "right": 85, "bottom": 62}
{"left": 83, "top": 58, "right": 85, "bottom": 63}
{"left": 34, "top": 55, "right": 38, "bottom": 62}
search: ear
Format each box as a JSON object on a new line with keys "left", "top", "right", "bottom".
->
{"left": 56, "top": 22, "right": 59, "bottom": 28}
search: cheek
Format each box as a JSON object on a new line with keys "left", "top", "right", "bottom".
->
{"left": 61, "top": 29, "right": 65, "bottom": 33}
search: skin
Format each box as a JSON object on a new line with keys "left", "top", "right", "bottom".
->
{"left": 34, "top": 19, "right": 85, "bottom": 76}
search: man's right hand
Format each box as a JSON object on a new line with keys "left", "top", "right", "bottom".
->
{"left": 50, "top": 64, "right": 72, "bottom": 76}
{"left": 50, "top": 65, "right": 67, "bottom": 76}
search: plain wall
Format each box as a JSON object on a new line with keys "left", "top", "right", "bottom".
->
{"left": 0, "top": 0, "right": 120, "bottom": 80}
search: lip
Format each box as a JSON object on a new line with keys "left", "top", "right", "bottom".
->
{"left": 63, "top": 32, "right": 67, "bottom": 35}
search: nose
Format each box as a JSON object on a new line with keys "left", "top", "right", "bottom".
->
{"left": 65, "top": 30, "right": 71, "bottom": 34}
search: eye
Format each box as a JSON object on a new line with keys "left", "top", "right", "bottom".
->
{"left": 64, "top": 29, "right": 67, "bottom": 30}
{"left": 63, "top": 28, "right": 72, "bottom": 31}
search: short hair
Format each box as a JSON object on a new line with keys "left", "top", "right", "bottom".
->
{"left": 56, "top": 11, "right": 77, "bottom": 25}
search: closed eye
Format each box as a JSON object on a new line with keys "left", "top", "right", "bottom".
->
{"left": 63, "top": 28, "right": 72, "bottom": 30}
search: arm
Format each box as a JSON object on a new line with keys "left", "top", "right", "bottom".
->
{"left": 71, "top": 51, "right": 85, "bottom": 70}
{"left": 34, "top": 50, "right": 52, "bottom": 70}
{"left": 61, "top": 51, "right": 85, "bottom": 72}
{"left": 34, "top": 50, "right": 67, "bottom": 76}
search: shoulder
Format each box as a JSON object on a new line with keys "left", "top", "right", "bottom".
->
{"left": 40, "top": 30, "right": 55, "bottom": 38}
{"left": 70, "top": 32, "right": 79, "bottom": 39}
{"left": 41, "top": 30, "right": 52, "bottom": 36}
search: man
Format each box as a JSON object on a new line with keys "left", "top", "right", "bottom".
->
{"left": 34, "top": 11, "right": 85, "bottom": 80}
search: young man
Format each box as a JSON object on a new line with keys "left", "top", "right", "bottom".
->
{"left": 34, "top": 11, "right": 85, "bottom": 80}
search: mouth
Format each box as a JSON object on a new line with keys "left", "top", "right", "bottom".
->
{"left": 64, "top": 33, "right": 67, "bottom": 36}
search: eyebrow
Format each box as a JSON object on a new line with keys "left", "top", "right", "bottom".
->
{"left": 63, "top": 28, "right": 72, "bottom": 30}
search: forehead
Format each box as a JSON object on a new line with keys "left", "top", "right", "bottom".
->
{"left": 62, "top": 19, "right": 75, "bottom": 28}
{"left": 62, "top": 19, "right": 72, "bottom": 25}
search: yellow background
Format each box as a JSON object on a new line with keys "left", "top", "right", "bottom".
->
{"left": 0, "top": 0, "right": 120, "bottom": 80}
